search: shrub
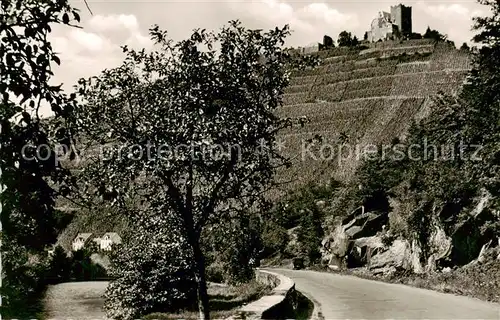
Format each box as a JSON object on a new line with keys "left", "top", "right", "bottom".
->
{"left": 70, "top": 241, "right": 107, "bottom": 281}
{"left": 206, "top": 261, "right": 225, "bottom": 283}
{"left": 104, "top": 218, "right": 197, "bottom": 320}
{"left": 297, "top": 208, "right": 324, "bottom": 264}
{"left": 261, "top": 222, "right": 289, "bottom": 257}
{"left": 1, "top": 238, "right": 48, "bottom": 318}
{"left": 202, "top": 212, "right": 261, "bottom": 285}
{"left": 261, "top": 179, "right": 341, "bottom": 260}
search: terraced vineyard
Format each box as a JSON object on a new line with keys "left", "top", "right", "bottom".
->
{"left": 274, "top": 39, "right": 472, "bottom": 196}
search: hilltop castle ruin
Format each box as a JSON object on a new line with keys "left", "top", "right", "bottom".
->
{"left": 366, "top": 4, "right": 412, "bottom": 42}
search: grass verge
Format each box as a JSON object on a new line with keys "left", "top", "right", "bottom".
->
{"left": 143, "top": 281, "right": 273, "bottom": 320}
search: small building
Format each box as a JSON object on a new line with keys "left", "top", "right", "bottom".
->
{"left": 72, "top": 233, "right": 93, "bottom": 251}
{"left": 100, "top": 232, "right": 122, "bottom": 251}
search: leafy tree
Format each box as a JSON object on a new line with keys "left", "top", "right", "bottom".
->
{"left": 104, "top": 213, "right": 197, "bottom": 320}
{"left": 323, "top": 35, "right": 334, "bottom": 48}
{"left": 350, "top": 0, "right": 500, "bottom": 264}
{"left": 71, "top": 242, "right": 107, "bottom": 281}
{"left": 410, "top": 32, "right": 423, "bottom": 40}
{"left": 260, "top": 179, "right": 341, "bottom": 259}
{"left": 466, "top": 0, "right": 500, "bottom": 197}
{"left": 0, "top": 0, "right": 79, "bottom": 313}
{"left": 338, "top": 30, "right": 354, "bottom": 47}
{"left": 217, "top": 214, "right": 261, "bottom": 284}
{"left": 203, "top": 210, "right": 262, "bottom": 284}
{"left": 472, "top": 0, "right": 500, "bottom": 46}
{"left": 352, "top": 35, "right": 359, "bottom": 47}
{"left": 297, "top": 207, "right": 323, "bottom": 264}
{"left": 423, "top": 26, "right": 447, "bottom": 42}
{"left": 460, "top": 42, "right": 471, "bottom": 51}
{"left": 73, "top": 21, "right": 317, "bottom": 319}
{"left": 261, "top": 221, "right": 288, "bottom": 258}
{"left": 46, "top": 245, "right": 72, "bottom": 284}
{"left": 1, "top": 238, "right": 49, "bottom": 317}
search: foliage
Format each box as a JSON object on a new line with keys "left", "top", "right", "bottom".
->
{"left": 410, "top": 32, "right": 423, "bottom": 40}
{"left": 322, "top": 35, "right": 334, "bottom": 49}
{"left": 72, "top": 20, "right": 317, "bottom": 318}
{"left": 205, "top": 261, "right": 225, "bottom": 283}
{"left": 296, "top": 207, "right": 323, "bottom": 264}
{"left": 46, "top": 245, "right": 72, "bottom": 284}
{"left": 342, "top": 0, "right": 500, "bottom": 265}
{"left": 71, "top": 246, "right": 108, "bottom": 281}
{"left": 0, "top": 236, "right": 49, "bottom": 318}
{"left": 206, "top": 214, "right": 261, "bottom": 284}
{"left": 260, "top": 221, "right": 289, "bottom": 258}
{"left": 460, "top": 42, "right": 471, "bottom": 51}
{"left": 45, "top": 242, "right": 107, "bottom": 284}
{"left": 276, "top": 179, "right": 339, "bottom": 228}
{"left": 0, "top": 0, "right": 79, "bottom": 312}
{"left": 104, "top": 213, "right": 197, "bottom": 320}
{"left": 260, "top": 180, "right": 340, "bottom": 259}
{"left": 338, "top": 31, "right": 358, "bottom": 47}
{"left": 423, "top": 26, "right": 447, "bottom": 42}
{"left": 352, "top": 36, "right": 359, "bottom": 47}
{"left": 472, "top": 0, "right": 500, "bottom": 46}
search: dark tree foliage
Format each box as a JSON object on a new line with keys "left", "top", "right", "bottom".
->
{"left": 352, "top": 0, "right": 500, "bottom": 262}
{"left": 322, "top": 35, "right": 334, "bottom": 49}
{"left": 0, "top": 0, "right": 79, "bottom": 313}
{"left": 71, "top": 243, "right": 107, "bottom": 281}
{"left": 261, "top": 180, "right": 340, "bottom": 259}
{"left": 296, "top": 206, "right": 323, "bottom": 264}
{"left": 338, "top": 30, "right": 357, "bottom": 47}
{"left": 410, "top": 32, "right": 423, "bottom": 40}
{"left": 46, "top": 245, "right": 72, "bottom": 284}
{"left": 72, "top": 20, "right": 318, "bottom": 319}
{"left": 423, "top": 26, "right": 447, "bottom": 42}
{"left": 104, "top": 213, "right": 197, "bottom": 320}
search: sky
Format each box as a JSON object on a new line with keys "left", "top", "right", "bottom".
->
{"left": 46, "top": 0, "right": 487, "bottom": 115}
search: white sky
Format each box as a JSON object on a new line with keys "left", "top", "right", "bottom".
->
{"left": 45, "top": 0, "right": 487, "bottom": 116}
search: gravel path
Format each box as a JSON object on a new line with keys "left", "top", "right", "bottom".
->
{"left": 44, "top": 281, "right": 109, "bottom": 320}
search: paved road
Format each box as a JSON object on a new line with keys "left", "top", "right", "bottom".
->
{"left": 270, "top": 269, "right": 500, "bottom": 319}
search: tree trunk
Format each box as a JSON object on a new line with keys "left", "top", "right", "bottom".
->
{"left": 192, "top": 239, "right": 210, "bottom": 320}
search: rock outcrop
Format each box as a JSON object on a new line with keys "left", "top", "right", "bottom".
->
{"left": 321, "top": 209, "right": 389, "bottom": 270}
{"left": 321, "top": 188, "right": 500, "bottom": 276}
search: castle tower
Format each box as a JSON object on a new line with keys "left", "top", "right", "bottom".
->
{"left": 390, "top": 4, "right": 412, "bottom": 37}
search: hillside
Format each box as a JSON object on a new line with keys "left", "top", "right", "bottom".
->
{"left": 55, "top": 39, "right": 472, "bottom": 249}
{"left": 274, "top": 39, "right": 471, "bottom": 195}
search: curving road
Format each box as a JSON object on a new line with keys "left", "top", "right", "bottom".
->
{"left": 270, "top": 268, "right": 500, "bottom": 319}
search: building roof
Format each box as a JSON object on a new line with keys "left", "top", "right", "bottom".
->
{"left": 74, "top": 233, "right": 92, "bottom": 241}
{"left": 102, "top": 232, "right": 122, "bottom": 243}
